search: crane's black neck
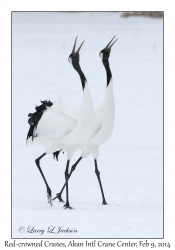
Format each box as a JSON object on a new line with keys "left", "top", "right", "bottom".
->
{"left": 102, "top": 58, "right": 112, "bottom": 87}
{"left": 73, "top": 62, "right": 87, "bottom": 90}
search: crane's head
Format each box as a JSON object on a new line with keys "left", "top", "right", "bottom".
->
{"left": 68, "top": 36, "right": 85, "bottom": 67}
{"left": 99, "top": 36, "right": 118, "bottom": 61}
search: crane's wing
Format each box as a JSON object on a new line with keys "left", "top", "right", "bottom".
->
{"left": 36, "top": 108, "right": 77, "bottom": 139}
{"left": 90, "top": 111, "right": 105, "bottom": 136}
{"left": 51, "top": 97, "right": 80, "bottom": 120}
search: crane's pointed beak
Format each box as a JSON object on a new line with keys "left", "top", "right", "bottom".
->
{"left": 72, "top": 36, "right": 78, "bottom": 54}
{"left": 105, "top": 36, "right": 116, "bottom": 49}
{"left": 108, "top": 38, "right": 118, "bottom": 49}
{"left": 76, "top": 40, "right": 85, "bottom": 53}
{"left": 105, "top": 36, "right": 118, "bottom": 50}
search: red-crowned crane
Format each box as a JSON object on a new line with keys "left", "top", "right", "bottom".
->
{"left": 53, "top": 36, "right": 118, "bottom": 205}
{"left": 27, "top": 37, "right": 94, "bottom": 209}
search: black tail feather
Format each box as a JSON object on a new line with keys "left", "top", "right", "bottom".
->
{"left": 26, "top": 100, "right": 53, "bottom": 141}
{"left": 53, "top": 150, "right": 61, "bottom": 161}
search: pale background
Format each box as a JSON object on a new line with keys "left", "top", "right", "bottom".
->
{"left": 0, "top": 0, "right": 175, "bottom": 248}
{"left": 12, "top": 11, "right": 163, "bottom": 238}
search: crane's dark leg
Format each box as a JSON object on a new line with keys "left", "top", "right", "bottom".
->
{"left": 94, "top": 159, "right": 107, "bottom": 205}
{"left": 63, "top": 160, "right": 73, "bottom": 209}
{"left": 52, "top": 157, "right": 82, "bottom": 202}
{"left": 35, "top": 153, "right": 52, "bottom": 206}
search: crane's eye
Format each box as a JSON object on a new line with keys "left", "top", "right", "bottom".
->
{"left": 99, "top": 52, "right": 103, "bottom": 60}
{"left": 68, "top": 56, "right": 72, "bottom": 63}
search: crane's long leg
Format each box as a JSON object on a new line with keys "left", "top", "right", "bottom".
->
{"left": 35, "top": 153, "right": 52, "bottom": 206}
{"left": 94, "top": 159, "right": 107, "bottom": 205}
{"left": 63, "top": 160, "right": 73, "bottom": 209}
{"left": 52, "top": 157, "right": 82, "bottom": 202}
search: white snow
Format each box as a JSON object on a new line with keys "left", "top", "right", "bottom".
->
{"left": 12, "top": 12, "right": 163, "bottom": 238}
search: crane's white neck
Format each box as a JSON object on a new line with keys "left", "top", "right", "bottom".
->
{"left": 103, "top": 80, "right": 115, "bottom": 109}
{"left": 82, "top": 82, "right": 93, "bottom": 107}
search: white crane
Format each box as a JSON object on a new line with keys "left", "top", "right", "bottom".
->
{"left": 27, "top": 37, "right": 94, "bottom": 209}
{"left": 53, "top": 36, "right": 118, "bottom": 205}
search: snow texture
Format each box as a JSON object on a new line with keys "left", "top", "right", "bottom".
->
{"left": 12, "top": 12, "right": 163, "bottom": 238}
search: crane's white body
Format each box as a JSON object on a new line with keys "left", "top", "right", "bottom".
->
{"left": 27, "top": 82, "right": 95, "bottom": 160}
{"left": 81, "top": 79, "right": 115, "bottom": 159}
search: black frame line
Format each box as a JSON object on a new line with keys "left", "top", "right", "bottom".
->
{"left": 11, "top": 10, "right": 164, "bottom": 240}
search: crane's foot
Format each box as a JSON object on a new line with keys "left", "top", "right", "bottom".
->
{"left": 102, "top": 200, "right": 108, "bottom": 205}
{"left": 63, "top": 202, "right": 73, "bottom": 210}
{"left": 52, "top": 193, "right": 65, "bottom": 203}
{"left": 47, "top": 189, "right": 52, "bottom": 206}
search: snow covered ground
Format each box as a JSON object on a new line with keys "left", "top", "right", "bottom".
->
{"left": 12, "top": 12, "right": 163, "bottom": 238}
